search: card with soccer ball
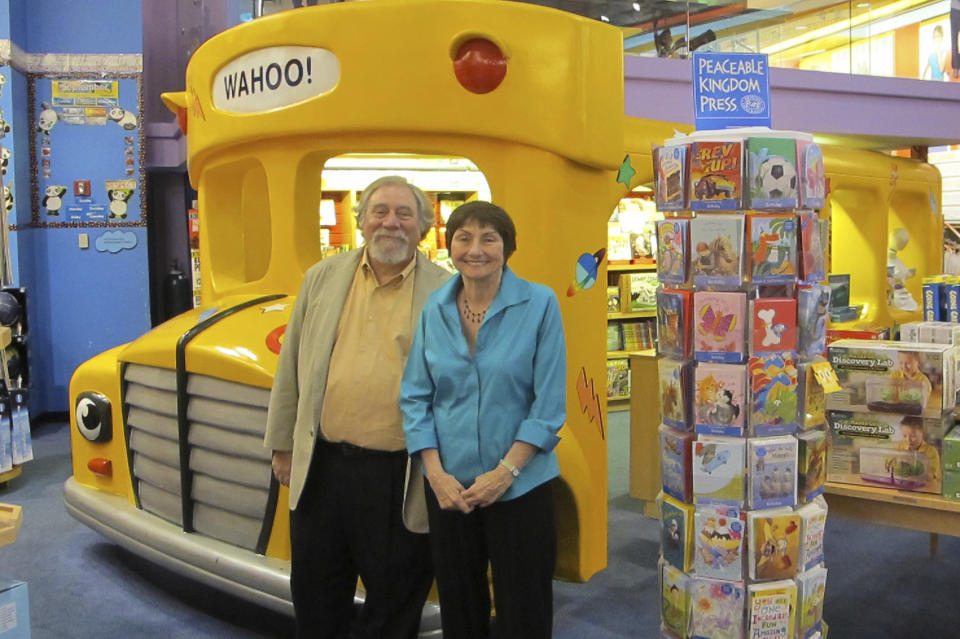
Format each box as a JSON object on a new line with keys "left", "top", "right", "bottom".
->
{"left": 747, "top": 136, "right": 800, "bottom": 210}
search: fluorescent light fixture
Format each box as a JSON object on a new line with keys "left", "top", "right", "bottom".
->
{"left": 601, "top": 15, "right": 610, "bottom": 22}
{"left": 633, "top": 2, "right": 641, "bottom": 10}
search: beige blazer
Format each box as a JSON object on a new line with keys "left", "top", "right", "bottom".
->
{"left": 264, "top": 248, "right": 450, "bottom": 533}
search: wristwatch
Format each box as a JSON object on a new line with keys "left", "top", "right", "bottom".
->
{"left": 499, "top": 458, "right": 520, "bottom": 477}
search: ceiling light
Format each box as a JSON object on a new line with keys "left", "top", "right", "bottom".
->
{"left": 633, "top": 2, "right": 641, "bottom": 10}
{"left": 600, "top": 15, "right": 610, "bottom": 22}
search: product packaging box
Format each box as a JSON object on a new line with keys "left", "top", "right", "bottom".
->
{"left": 941, "top": 425, "right": 960, "bottom": 471}
{"left": 0, "top": 578, "right": 29, "bottom": 639}
{"left": 826, "top": 409, "right": 951, "bottom": 494}
{"left": 0, "top": 503, "right": 22, "bottom": 547}
{"left": 942, "top": 469, "right": 960, "bottom": 500}
{"left": 917, "top": 321, "right": 960, "bottom": 346}
{"left": 825, "top": 325, "right": 889, "bottom": 346}
{"left": 826, "top": 339, "right": 958, "bottom": 418}
{"left": 899, "top": 321, "right": 922, "bottom": 343}
{"left": 923, "top": 277, "right": 944, "bottom": 321}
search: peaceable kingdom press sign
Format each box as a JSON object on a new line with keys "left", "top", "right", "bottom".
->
{"left": 692, "top": 52, "right": 772, "bottom": 130}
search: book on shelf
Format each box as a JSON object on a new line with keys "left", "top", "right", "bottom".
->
{"left": 607, "top": 285, "right": 622, "bottom": 313}
{"left": 693, "top": 435, "right": 746, "bottom": 508}
{"left": 694, "top": 290, "right": 747, "bottom": 363}
{"left": 798, "top": 138, "right": 826, "bottom": 210}
{"left": 749, "top": 296, "right": 798, "bottom": 355}
{"left": 606, "top": 358, "right": 630, "bottom": 399}
{"left": 657, "top": 288, "right": 693, "bottom": 359}
{"left": 653, "top": 142, "right": 689, "bottom": 211}
{"left": 746, "top": 135, "right": 800, "bottom": 210}
{"left": 627, "top": 272, "right": 659, "bottom": 313}
{"left": 659, "top": 491, "right": 695, "bottom": 571}
{"left": 621, "top": 319, "right": 655, "bottom": 351}
{"left": 689, "top": 577, "right": 745, "bottom": 639}
{"left": 796, "top": 495, "right": 828, "bottom": 572}
{"left": 798, "top": 211, "right": 827, "bottom": 283}
{"left": 656, "top": 218, "right": 691, "bottom": 285}
{"left": 659, "top": 358, "right": 693, "bottom": 430}
{"left": 607, "top": 322, "right": 624, "bottom": 352}
{"left": 747, "top": 435, "right": 798, "bottom": 510}
{"left": 690, "top": 213, "right": 745, "bottom": 290}
{"left": 693, "top": 503, "right": 746, "bottom": 581}
{"left": 660, "top": 561, "right": 692, "bottom": 639}
{"left": 660, "top": 424, "right": 694, "bottom": 502}
{"left": 796, "top": 427, "right": 827, "bottom": 502}
{"left": 607, "top": 228, "right": 633, "bottom": 263}
{"left": 694, "top": 362, "right": 746, "bottom": 437}
{"left": 797, "top": 360, "right": 827, "bottom": 430}
{"left": 747, "top": 507, "right": 801, "bottom": 582}
{"left": 796, "top": 565, "right": 828, "bottom": 639}
{"left": 747, "top": 351, "right": 799, "bottom": 436}
{"left": 689, "top": 140, "right": 743, "bottom": 211}
{"left": 748, "top": 212, "right": 798, "bottom": 285}
{"left": 747, "top": 579, "right": 797, "bottom": 639}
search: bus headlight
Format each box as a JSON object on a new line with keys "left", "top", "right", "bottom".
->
{"left": 75, "top": 392, "right": 112, "bottom": 442}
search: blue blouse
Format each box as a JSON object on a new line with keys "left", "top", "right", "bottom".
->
{"left": 401, "top": 266, "right": 566, "bottom": 501}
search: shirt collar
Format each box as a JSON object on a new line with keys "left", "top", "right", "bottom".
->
{"left": 439, "top": 265, "right": 530, "bottom": 316}
{"left": 360, "top": 247, "right": 418, "bottom": 286}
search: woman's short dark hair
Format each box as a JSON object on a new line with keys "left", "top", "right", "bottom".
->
{"left": 445, "top": 201, "right": 517, "bottom": 262}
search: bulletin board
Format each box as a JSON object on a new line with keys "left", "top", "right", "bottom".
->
{"left": 27, "top": 73, "right": 145, "bottom": 228}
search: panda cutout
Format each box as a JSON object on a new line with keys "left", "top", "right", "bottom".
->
{"left": 107, "top": 106, "right": 138, "bottom": 131}
{"left": 42, "top": 185, "right": 66, "bottom": 216}
{"left": 1, "top": 148, "right": 10, "bottom": 176}
{"left": 0, "top": 113, "right": 9, "bottom": 139}
{"left": 2, "top": 185, "right": 12, "bottom": 213}
{"left": 37, "top": 103, "right": 58, "bottom": 134}
{"left": 108, "top": 188, "right": 133, "bottom": 219}
{"left": 0, "top": 74, "right": 6, "bottom": 97}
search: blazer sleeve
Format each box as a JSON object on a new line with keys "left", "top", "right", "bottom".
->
{"left": 263, "top": 267, "right": 316, "bottom": 451}
{"left": 400, "top": 309, "right": 440, "bottom": 455}
{"left": 515, "top": 291, "right": 566, "bottom": 451}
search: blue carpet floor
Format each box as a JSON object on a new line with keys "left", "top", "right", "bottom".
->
{"left": 1, "top": 414, "right": 959, "bottom": 637}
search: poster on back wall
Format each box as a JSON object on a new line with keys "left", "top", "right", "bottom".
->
{"left": 30, "top": 75, "right": 143, "bottom": 227}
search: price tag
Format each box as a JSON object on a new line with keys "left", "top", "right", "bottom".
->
{"left": 810, "top": 361, "right": 842, "bottom": 393}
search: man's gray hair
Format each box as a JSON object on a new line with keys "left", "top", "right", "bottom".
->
{"left": 353, "top": 175, "right": 435, "bottom": 238}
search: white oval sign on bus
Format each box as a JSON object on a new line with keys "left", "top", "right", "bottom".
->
{"left": 212, "top": 46, "right": 339, "bottom": 113}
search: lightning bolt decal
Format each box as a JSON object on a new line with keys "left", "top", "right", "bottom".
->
{"left": 576, "top": 367, "right": 605, "bottom": 440}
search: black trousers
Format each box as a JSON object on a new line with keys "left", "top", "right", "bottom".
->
{"left": 425, "top": 480, "right": 556, "bottom": 639}
{"left": 290, "top": 439, "right": 433, "bottom": 639}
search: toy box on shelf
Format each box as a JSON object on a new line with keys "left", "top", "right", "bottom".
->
{"left": 826, "top": 409, "right": 951, "bottom": 494}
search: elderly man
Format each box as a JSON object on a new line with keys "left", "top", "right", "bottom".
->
{"left": 264, "top": 175, "right": 449, "bottom": 639}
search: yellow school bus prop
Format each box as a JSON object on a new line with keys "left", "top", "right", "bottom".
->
{"left": 63, "top": 0, "right": 678, "bottom": 621}
{"left": 823, "top": 145, "right": 941, "bottom": 329}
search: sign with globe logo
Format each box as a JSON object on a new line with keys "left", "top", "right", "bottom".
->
{"left": 692, "top": 52, "right": 771, "bottom": 130}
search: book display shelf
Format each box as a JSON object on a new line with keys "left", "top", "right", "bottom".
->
{"left": 606, "top": 193, "right": 660, "bottom": 411}
{"left": 642, "top": 129, "right": 832, "bottom": 638}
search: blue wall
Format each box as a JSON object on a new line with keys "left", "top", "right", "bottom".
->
{"left": 1, "top": 0, "right": 148, "bottom": 414}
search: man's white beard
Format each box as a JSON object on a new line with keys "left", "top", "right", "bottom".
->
{"left": 367, "top": 230, "right": 412, "bottom": 265}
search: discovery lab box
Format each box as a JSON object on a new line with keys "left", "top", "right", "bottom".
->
{"left": 0, "top": 578, "right": 29, "bottom": 638}
{"left": 827, "top": 410, "right": 950, "bottom": 494}
{"left": 826, "top": 339, "right": 958, "bottom": 419}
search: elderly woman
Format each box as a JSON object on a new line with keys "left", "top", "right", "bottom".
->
{"left": 401, "top": 201, "right": 566, "bottom": 638}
